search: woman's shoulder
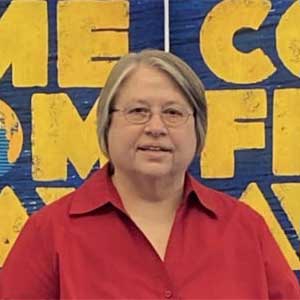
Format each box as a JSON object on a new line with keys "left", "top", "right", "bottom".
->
{"left": 27, "top": 187, "right": 77, "bottom": 234}
{"left": 30, "top": 167, "right": 107, "bottom": 226}
{"left": 188, "top": 175, "right": 266, "bottom": 228}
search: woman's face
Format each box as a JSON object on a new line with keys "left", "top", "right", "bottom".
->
{"left": 107, "top": 65, "right": 197, "bottom": 179}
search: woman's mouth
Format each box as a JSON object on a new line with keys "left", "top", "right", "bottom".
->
{"left": 138, "top": 145, "right": 172, "bottom": 152}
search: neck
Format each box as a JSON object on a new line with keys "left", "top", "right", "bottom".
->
{"left": 111, "top": 169, "right": 185, "bottom": 219}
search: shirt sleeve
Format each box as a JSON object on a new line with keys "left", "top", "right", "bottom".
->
{"left": 0, "top": 213, "right": 59, "bottom": 299}
{"left": 258, "top": 217, "right": 300, "bottom": 299}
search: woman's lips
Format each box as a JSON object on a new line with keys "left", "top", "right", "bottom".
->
{"left": 137, "top": 145, "right": 172, "bottom": 152}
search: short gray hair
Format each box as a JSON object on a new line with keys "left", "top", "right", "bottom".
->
{"left": 97, "top": 49, "right": 207, "bottom": 158}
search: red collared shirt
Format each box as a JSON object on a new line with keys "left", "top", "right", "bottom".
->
{"left": 1, "top": 164, "right": 299, "bottom": 299}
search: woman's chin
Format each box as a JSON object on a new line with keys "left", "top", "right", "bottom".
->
{"left": 134, "top": 163, "right": 174, "bottom": 178}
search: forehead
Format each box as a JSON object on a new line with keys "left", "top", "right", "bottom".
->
{"left": 114, "top": 65, "right": 191, "bottom": 107}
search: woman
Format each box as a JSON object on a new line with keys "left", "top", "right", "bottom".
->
{"left": 1, "top": 50, "right": 299, "bottom": 299}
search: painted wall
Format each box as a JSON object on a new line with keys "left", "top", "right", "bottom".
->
{"left": 0, "top": 0, "right": 299, "bottom": 276}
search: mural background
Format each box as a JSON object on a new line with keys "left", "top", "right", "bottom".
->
{"left": 0, "top": 0, "right": 299, "bottom": 278}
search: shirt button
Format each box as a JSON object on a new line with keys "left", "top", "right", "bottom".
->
{"left": 164, "top": 290, "right": 173, "bottom": 298}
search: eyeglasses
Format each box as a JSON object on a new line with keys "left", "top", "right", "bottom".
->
{"left": 110, "top": 105, "right": 194, "bottom": 127}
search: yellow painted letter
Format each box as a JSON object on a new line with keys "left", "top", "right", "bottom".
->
{"left": 201, "top": 89, "right": 266, "bottom": 178}
{"left": 276, "top": 1, "right": 300, "bottom": 78}
{"left": 241, "top": 183, "right": 300, "bottom": 270}
{"left": 32, "top": 93, "right": 107, "bottom": 181}
{"left": 36, "top": 187, "right": 75, "bottom": 205}
{"left": 0, "top": 0, "right": 47, "bottom": 86}
{"left": 0, "top": 186, "right": 28, "bottom": 267}
{"left": 272, "top": 183, "right": 300, "bottom": 237}
{"left": 58, "top": 0, "right": 129, "bottom": 87}
{"left": 200, "top": 0, "right": 275, "bottom": 83}
{"left": 273, "top": 89, "right": 300, "bottom": 175}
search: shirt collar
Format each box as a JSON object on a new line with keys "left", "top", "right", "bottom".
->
{"left": 184, "top": 174, "right": 219, "bottom": 218}
{"left": 69, "top": 164, "right": 125, "bottom": 215}
{"left": 69, "top": 163, "right": 219, "bottom": 218}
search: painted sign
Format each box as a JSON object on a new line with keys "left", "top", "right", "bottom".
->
{"left": 0, "top": 0, "right": 299, "bottom": 276}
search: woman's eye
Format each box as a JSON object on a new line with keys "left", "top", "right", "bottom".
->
{"left": 164, "top": 108, "right": 184, "bottom": 117}
{"left": 128, "top": 107, "right": 148, "bottom": 114}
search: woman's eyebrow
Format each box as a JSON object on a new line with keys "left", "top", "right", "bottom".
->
{"left": 129, "top": 99, "right": 149, "bottom": 105}
{"left": 163, "top": 101, "right": 181, "bottom": 106}
{"left": 126, "top": 99, "right": 186, "bottom": 107}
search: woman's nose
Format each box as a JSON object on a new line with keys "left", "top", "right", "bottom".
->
{"left": 144, "top": 112, "right": 168, "bottom": 136}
